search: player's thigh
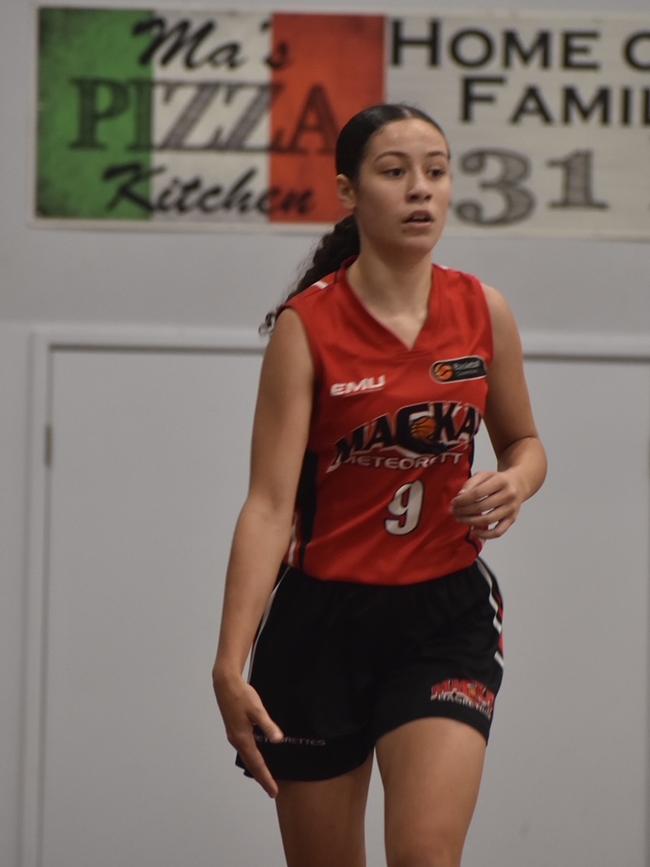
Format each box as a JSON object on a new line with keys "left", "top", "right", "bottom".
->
{"left": 275, "top": 751, "right": 374, "bottom": 867}
{"left": 376, "top": 718, "right": 486, "bottom": 867}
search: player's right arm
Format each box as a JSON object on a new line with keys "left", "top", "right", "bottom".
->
{"left": 212, "top": 308, "right": 314, "bottom": 798}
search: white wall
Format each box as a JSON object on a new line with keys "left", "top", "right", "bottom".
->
{"left": 2, "top": 1, "right": 649, "bottom": 866}
{"left": 0, "top": 326, "right": 32, "bottom": 867}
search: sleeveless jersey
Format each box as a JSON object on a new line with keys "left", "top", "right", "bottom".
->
{"left": 282, "top": 259, "right": 494, "bottom": 586}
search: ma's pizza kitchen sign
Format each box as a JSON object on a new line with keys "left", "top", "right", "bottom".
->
{"left": 36, "top": 8, "right": 650, "bottom": 238}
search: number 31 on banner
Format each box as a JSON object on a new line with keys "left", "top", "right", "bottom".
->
{"left": 454, "top": 149, "right": 607, "bottom": 226}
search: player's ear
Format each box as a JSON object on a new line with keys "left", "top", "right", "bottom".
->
{"left": 336, "top": 174, "right": 356, "bottom": 211}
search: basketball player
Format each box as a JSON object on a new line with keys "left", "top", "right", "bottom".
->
{"left": 212, "top": 103, "right": 546, "bottom": 867}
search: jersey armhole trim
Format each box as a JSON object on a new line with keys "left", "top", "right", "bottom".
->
{"left": 474, "top": 277, "right": 495, "bottom": 367}
{"left": 278, "top": 302, "right": 324, "bottom": 384}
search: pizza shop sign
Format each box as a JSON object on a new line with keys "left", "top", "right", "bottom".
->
{"left": 36, "top": 9, "right": 650, "bottom": 238}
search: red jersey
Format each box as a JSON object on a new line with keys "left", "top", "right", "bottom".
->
{"left": 282, "top": 259, "right": 494, "bottom": 586}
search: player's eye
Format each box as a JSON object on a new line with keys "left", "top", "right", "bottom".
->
{"left": 382, "top": 167, "right": 404, "bottom": 177}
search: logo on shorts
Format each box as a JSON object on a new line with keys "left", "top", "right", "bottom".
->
{"left": 254, "top": 732, "right": 327, "bottom": 747}
{"left": 430, "top": 679, "right": 495, "bottom": 720}
{"left": 431, "top": 357, "right": 487, "bottom": 383}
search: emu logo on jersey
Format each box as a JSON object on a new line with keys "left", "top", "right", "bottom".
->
{"left": 330, "top": 375, "right": 386, "bottom": 396}
{"left": 328, "top": 401, "right": 482, "bottom": 472}
{"left": 431, "top": 356, "right": 487, "bottom": 383}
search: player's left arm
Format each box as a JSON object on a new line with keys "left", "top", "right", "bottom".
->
{"left": 451, "top": 283, "right": 547, "bottom": 540}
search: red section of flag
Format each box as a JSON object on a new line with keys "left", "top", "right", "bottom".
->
{"left": 270, "top": 14, "right": 385, "bottom": 223}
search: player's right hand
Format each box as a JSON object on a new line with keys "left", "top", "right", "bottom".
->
{"left": 213, "top": 672, "right": 284, "bottom": 798}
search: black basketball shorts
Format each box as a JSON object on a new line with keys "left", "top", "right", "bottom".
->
{"left": 235, "top": 557, "right": 504, "bottom": 782}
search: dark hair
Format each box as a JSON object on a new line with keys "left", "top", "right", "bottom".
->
{"left": 260, "top": 103, "right": 447, "bottom": 333}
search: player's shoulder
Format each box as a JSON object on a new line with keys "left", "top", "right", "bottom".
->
{"left": 472, "top": 283, "right": 522, "bottom": 358}
{"left": 283, "top": 270, "right": 339, "bottom": 314}
{"left": 434, "top": 262, "right": 484, "bottom": 294}
{"left": 478, "top": 282, "right": 515, "bottom": 330}
{"left": 436, "top": 263, "right": 509, "bottom": 315}
{"left": 272, "top": 270, "right": 341, "bottom": 377}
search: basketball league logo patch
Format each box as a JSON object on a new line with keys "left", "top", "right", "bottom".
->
{"left": 431, "top": 356, "right": 487, "bottom": 383}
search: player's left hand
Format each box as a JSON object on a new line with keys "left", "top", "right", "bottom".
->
{"left": 450, "top": 470, "right": 524, "bottom": 540}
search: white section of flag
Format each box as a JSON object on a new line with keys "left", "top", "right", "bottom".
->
{"left": 150, "top": 10, "right": 271, "bottom": 223}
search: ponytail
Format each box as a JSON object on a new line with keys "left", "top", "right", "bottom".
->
{"left": 260, "top": 215, "right": 359, "bottom": 334}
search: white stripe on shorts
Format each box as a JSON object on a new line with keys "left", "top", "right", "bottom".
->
{"left": 475, "top": 558, "right": 504, "bottom": 669}
{"left": 246, "top": 565, "right": 290, "bottom": 681}
{"left": 287, "top": 519, "right": 298, "bottom": 566}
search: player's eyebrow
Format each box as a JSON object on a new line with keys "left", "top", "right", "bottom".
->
{"left": 373, "top": 149, "right": 449, "bottom": 161}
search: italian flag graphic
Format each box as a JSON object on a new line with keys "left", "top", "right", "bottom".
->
{"left": 37, "top": 8, "right": 385, "bottom": 223}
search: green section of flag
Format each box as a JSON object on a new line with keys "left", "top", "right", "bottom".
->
{"left": 37, "top": 8, "right": 153, "bottom": 219}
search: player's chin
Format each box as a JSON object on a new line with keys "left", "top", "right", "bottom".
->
{"left": 392, "top": 232, "right": 441, "bottom": 256}
{"left": 402, "top": 220, "right": 445, "bottom": 242}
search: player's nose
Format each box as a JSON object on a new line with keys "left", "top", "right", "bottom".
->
{"left": 406, "top": 169, "right": 433, "bottom": 201}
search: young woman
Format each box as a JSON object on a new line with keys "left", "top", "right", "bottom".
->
{"left": 212, "top": 103, "right": 546, "bottom": 867}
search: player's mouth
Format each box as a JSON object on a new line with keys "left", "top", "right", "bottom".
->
{"left": 403, "top": 210, "right": 434, "bottom": 224}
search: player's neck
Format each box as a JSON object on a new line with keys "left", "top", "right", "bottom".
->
{"left": 346, "top": 250, "right": 433, "bottom": 317}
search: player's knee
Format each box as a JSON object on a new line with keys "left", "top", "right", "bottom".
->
{"left": 279, "top": 819, "right": 367, "bottom": 867}
{"left": 387, "top": 837, "right": 461, "bottom": 867}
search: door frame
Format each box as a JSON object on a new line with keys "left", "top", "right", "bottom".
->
{"left": 20, "top": 323, "right": 650, "bottom": 867}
